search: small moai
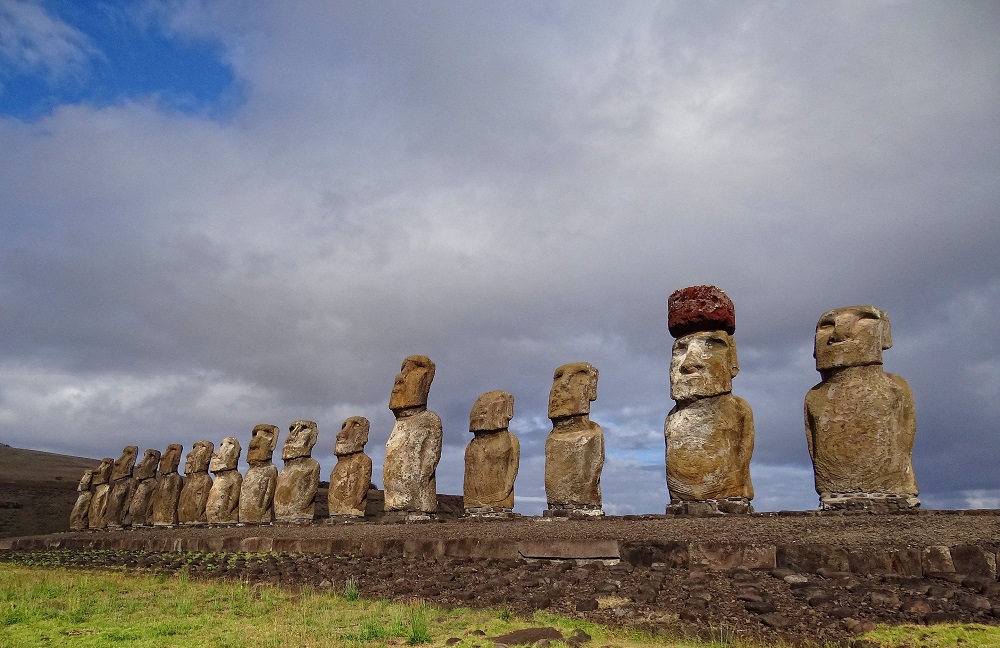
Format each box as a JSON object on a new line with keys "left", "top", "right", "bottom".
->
{"left": 87, "top": 458, "right": 115, "bottom": 529}
{"left": 464, "top": 390, "right": 519, "bottom": 516}
{"left": 69, "top": 469, "right": 94, "bottom": 531}
{"left": 177, "top": 440, "right": 214, "bottom": 525}
{"left": 805, "top": 305, "right": 919, "bottom": 511}
{"left": 240, "top": 424, "right": 279, "bottom": 524}
{"left": 274, "top": 420, "right": 320, "bottom": 523}
{"left": 206, "top": 437, "right": 242, "bottom": 524}
{"left": 106, "top": 445, "right": 139, "bottom": 528}
{"left": 127, "top": 448, "right": 161, "bottom": 526}
{"left": 328, "top": 416, "right": 373, "bottom": 518}
{"left": 383, "top": 355, "right": 442, "bottom": 518}
{"left": 664, "top": 286, "right": 755, "bottom": 515}
{"left": 544, "top": 362, "right": 604, "bottom": 516}
{"left": 151, "top": 444, "right": 184, "bottom": 526}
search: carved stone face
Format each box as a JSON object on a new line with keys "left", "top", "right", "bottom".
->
{"left": 283, "top": 420, "right": 318, "bottom": 460}
{"left": 548, "top": 362, "right": 598, "bottom": 419}
{"left": 388, "top": 355, "right": 436, "bottom": 412}
{"left": 77, "top": 469, "right": 94, "bottom": 491}
{"left": 185, "top": 441, "right": 214, "bottom": 474}
{"left": 92, "top": 458, "right": 114, "bottom": 485}
{"left": 335, "top": 416, "right": 370, "bottom": 455}
{"left": 210, "top": 436, "right": 242, "bottom": 472}
{"left": 160, "top": 444, "right": 183, "bottom": 474}
{"left": 470, "top": 390, "right": 514, "bottom": 432}
{"left": 111, "top": 446, "right": 139, "bottom": 481}
{"left": 814, "top": 305, "right": 891, "bottom": 371}
{"left": 247, "top": 424, "right": 279, "bottom": 463}
{"left": 670, "top": 331, "right": 738, "bottom": 402}
{"left": 135, "top": 449, "right": 161, "bottom": 480}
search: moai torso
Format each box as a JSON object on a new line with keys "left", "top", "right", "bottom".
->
{"left": 87, "top": 458, "right": 114, "bottom": 529}
{"left": 127, "top": 449, "right": 161, "bottom": 526}
{"left": 240, "top": 425, "right": 279, "bottom": 523}
{"left": 274, "top": 421, "right": 320, "bottom": 522}
{"left": 329, "top": 416, "right": 373, "bottom": 517}
{"left": 464, "top": 390, "right": 519, "bottom": 512}
{"left": 106, "top": 446, "right": 138, "bottom": 528}
{"left": 178, "top": 441, "right": 214, "bottom": 525}
{"left": 206, "top": 437, "right": 242, "bottom": 524}
{"left": 544, "top": 363, "right": 604, "bottom": 513}
{"left": 69, "top": 469, "right": 94, "bottom": 531}
{"left": 151, "top": 444, "right": 184, "bottom": 526}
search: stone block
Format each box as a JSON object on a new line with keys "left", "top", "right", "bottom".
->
{"left": 776, "top": 544, "right": 849, "bottom": 573}
{"left": 240, "top": 536, "right": 274, "bottom": 552}
{"left": 403, "top": 538, "right": 446, "bottom": 560}
{"left": 922, "top": 546, "right": 955, "bottom": 573}
{"left": 620, "top": 541, "right": 688, "bottom": 568}
{"left": 517, "top": 539, "right": 619, "bottom": 560}
{"left": 950, "top": 545, "right": 997, "bottom": 578}
{"left": 688, "top": 542, "right": 775, "bottom": 571}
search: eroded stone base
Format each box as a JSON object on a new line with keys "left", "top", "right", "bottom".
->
{"left": 667, "top": 497, "right": 753, "bottom": 516}
{"left": 544, "top": 504, "right": 604, "bottom": 518}
{"left": 464, "top": 506, "right": 516, "bottom": 518}
{"left": 820, "top": 492, "right": 920, "bottom": 512}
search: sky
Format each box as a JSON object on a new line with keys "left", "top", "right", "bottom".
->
{"left": 1, "top": 0, "right": 998, "bottom": 515}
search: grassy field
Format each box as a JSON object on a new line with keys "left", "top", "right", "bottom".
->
{"left": 2, "top": 566, "right": 998, "bottom": 647}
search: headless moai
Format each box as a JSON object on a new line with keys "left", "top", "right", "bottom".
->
{"left": 240, "top": 424, "right": 279, "bottom": 524}
{"left": 464, "top": 390, "right": 519, "bottom": 516}
{"left": 177, "top": 440, "right": 214, "bottom": 525}
{"left": 127, "top": 449, "right": 161, "bottom": 526}
{"left": 87, "top": 458, "right": 115, "bottom": 529}
{"left": 106, "top": 445, "right": 138, "bottom": 528}
{"left": 383, "top": 355, "right": 442, "bottom": 517}
{"left": 274, "top": 421, "right": 320, "bottom": 522}
{"left": 805, "top": 305, "right": 919, "bottom": 511}
{"left": 206, "top": 437, "right": 242, "bottom": 524}
{"left": 664, "top": 286, "right": 754, "bottom": 515}
{"left": 69, "top": 469, "right": 94, "bottom": 531}
{"left": 544, "top": 362, "right": 604, "bottom": 516}
{"left": 151, "top": 444, "right": 184, "bottom": 526}
{"left": 328, "top": 416, "right": 373, "bottom": 518}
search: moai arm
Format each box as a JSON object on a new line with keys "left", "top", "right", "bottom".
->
{"left": 420, "top": 414, "right": 443, "bottom": 483}
{"left": 891, "top": 373, "right": 918, "bottom": 494}
{"left": 804, "top": 392, "right": 817, "bottom": 463}
{"left": 505, "top": 433, "right": 520, "bottom": 502}
{"left": 736, "top": 396, "right": 755, "bottom": 499}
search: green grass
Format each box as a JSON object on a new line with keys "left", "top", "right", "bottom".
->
{"left": 860, "top": 623, "right": 1000, "bottom": 647}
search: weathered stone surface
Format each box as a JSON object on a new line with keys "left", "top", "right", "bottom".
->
{"left": 150, "top": 444, "right": 183, "bottom": 526}
{"left": 69, "top": 469, "right": 93, "bottom": 531}
{"left": 126, "top": 449, "right": 161, "bottom": 526}
{"left": 805, "top": 305, "right": 918, "bottom": 510}
{"left": 206, "top": 437, "right": 242, "bottom": 524}
{"left": 106, "top": 446, "right": 138, "bottom": 528}
{"left": 87, "top": 458, "right": 114, "bottom": 529}
{"left": 246, "top": 423, "right": 279, "bottom": 464}
{"left": 464, "top": 391, "right": 519, "bottom": 512}
{"left": 384, "top": 356, "right": 442, "bottom": 514}
{"left": 545, "top": 362, "right": 604, "bottom": 513}
{"left": 329, "top": 416, "right": 372, "bottom": 517}
{"left": 275, "top": 421, "right": 319, "bottom": 522}
{"left": 667, "top": 285, "right": 736, "bottom": 338}
{"left": 178, "top": 441, "right": 214, "bottom": 525}
{"left": 240, "top": 424, "right": 279, "bottom": 524}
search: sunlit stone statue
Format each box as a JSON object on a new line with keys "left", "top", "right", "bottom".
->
{"left": 664, "top": 286, "right": 754, "bottom": 515}
{"left": 464, "top": 390, "right": 519, "bottom": 516}
{"left": 206, "top": 437, "right": 242, "bottom": 524}
{"left": 106, "top": 445, "right": 138, "bottom": 528}
{"left": 240, "top": 424, "right": 279, "bottom": 524}
{"left": 328, "top": 416, "right": 373, "bottom": 518}
{"left": 69, "top": 469, "right": 94, "bottom": 531}
{"left": 178, "top": 440, "right": 214, "bottom": 525}
{"left": 87, "top": 458, "right": 115, "bottom": 529}
{"left": 274, "top": 420, "right": 320, "bottom": 522}
{"left": 545, "top": 362, "right": 604, "bottom": 516}
{"left": 805, "top": 305, "right": 919, "bottom": 511}
{"left": 127, "top": 448, "right": 161, "bottom": 526}
{"left": 383, "top": 355, "right": 442, "bottom": 517}
{"left": 151, "top": 444, "right": 183, "bottom": 526}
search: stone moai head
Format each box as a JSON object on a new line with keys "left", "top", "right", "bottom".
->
{"left": 92, "top": 458, "right": 115, "bottom": 485}
{"left": 335, "top": 416, "right": 370, "bottom": 456}
{"left": 77, "top": 469, "right": 94, "bottom": 492}
{"left": 111, "top": 446, "right": 139, "bottom": 481}
{"left": 283, "top": 420, "right": 318, "bottom": 460}
{"left": 548, "top": 362, "right": 599, "bottom": 420}
{"left": 160, "top": 444, "right": 183, "bottom": 474}
{"left": 185, "top": 441, "right": 214, "bottom": 474}
{"left": 667, "top": 285, "right": 739, "bottom": 402}
{"left": 135, "top": 449, "right": 161, "bottom": 480}
{"left": 388, "top": 355, "right": 436, "bottom": 414}
{"left": 210, "top": 436, "right": 242, "bottom": 472}
{"left": 247, "top": 424, "right": 279, "bottom": 464}
{"left": 470, "top": 390, "right": 514, "bottom": 433}
{"left": 814, "top": 305, "right": 892, "bottom": 371}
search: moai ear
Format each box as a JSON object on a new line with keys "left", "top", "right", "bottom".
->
{"left": 586, "top": 366, "right": 599, "bottom": 402}
{"left": 728, "top": 337, "right": 740, "bottom": 378}
{"left": 879, "top": 309, "right": 893, "bottom": 350}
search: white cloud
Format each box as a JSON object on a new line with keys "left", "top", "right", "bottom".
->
{"left": 0, "top": 0, "right": 97, "bottom": 84}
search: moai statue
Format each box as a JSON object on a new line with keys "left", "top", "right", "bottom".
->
{"left": 240, "top": 424, "right": 279, "bottom": 523}
{"left": 87, "top": 458, "right": 115, "bottom": 530}
{"left": 464, "top": 390, "right": 519, "bottom": 516}
{"left": 69, "top": 469, "right": 94, "bottom": 531}
{"left": 151, "top": 444, "right": 184, "bottom": 526}
{"left": 805, "top": 305, "right": 919, "bottom": 511}
{"left": 127, "top": 449, "right": 161, "bottom": 526}
{"left": 544, "top": 362, "right": 604, "bottom": 516}
{"left": 106, "top": 445, "right": 139, "bottom": 528}
{"left": 274, "top": 421, "right": 320, "bottom": 522}
{"left": 664, "top": 286, "right": 754, "bottom": 515}
{"left": 177, "top": 440, "right": 214, "bottom": 525}
{"left": 383, "top": 355, "right": 442, "bottom": 517}
{"left": 328, "top": 416, "right": 373, "bottom": 518}
{"left": 206, "top": 437, "right": 242, "bottom": 524}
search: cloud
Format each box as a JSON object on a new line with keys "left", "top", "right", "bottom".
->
{"left": 0, "top": 0, "right": 97, "bottom": 85}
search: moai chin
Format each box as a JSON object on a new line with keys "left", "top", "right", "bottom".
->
{"left": 151, "top": 443, "right": 184, "bottom": 526}
{"left": 383, "top": 355, "right": 443, "bottom": 518}
{"left": 805, "top": 305, "right": 919, "bottom": 511}
{"left": 87, "top": 458, "right": 115, "bottom": 530}
{"left": 328, "top": 416, "right": 373, "bottom": 518}
{"left": 127, "top": 449, "right": 161, "bottom": 527}
{"left": 69, "top": 469, "right": 94, "bottom": 531}
{"left": 105, "top": 445, "right": 139, "bottom": 529}
{"left": 464, "top": 390, "right": 519, "bottom": 516}
{"left": 664, "top": 286, "right": 754, "bottom": 515}
{"left": 206, "top": 437, "right": 242, "bottom": 524}
{"left": 240, "top": 424, "right": 279, "bottom": 524}
{"left": 544, "top": 362, "right": 604, "bottom": 516}
{"left": 177, "top": 440, "right": 214, "bottom": 525}
{"left": 274, "top": 421, "right": 320, "bottom": 523}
